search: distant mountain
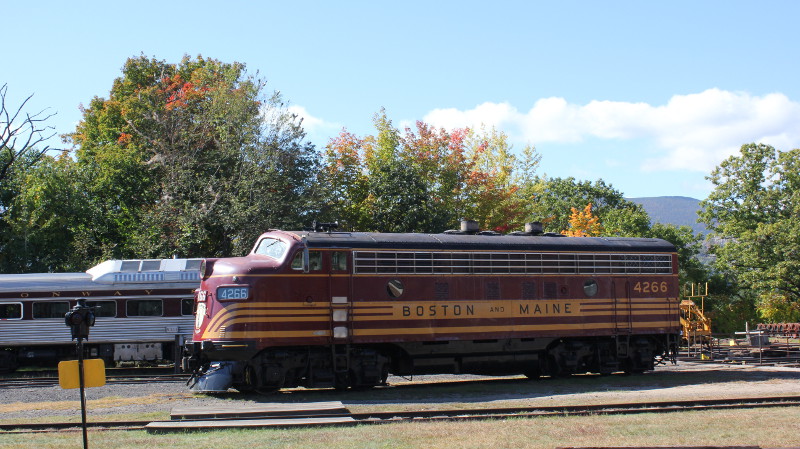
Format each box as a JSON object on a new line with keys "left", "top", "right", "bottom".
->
{"left": 628, "top": 196, "right": 707, "bottom": 235}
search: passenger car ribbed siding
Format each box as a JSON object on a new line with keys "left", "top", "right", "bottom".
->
{"left": 0, "top": 316, "right": 195, "bottom": 345}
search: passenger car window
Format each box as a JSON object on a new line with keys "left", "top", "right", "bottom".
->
{"left": 87, "top": 300, "right": 117, "bottom": 317}
{"left": 126, "top": 299, "right": 163, "bottom": 317}
{"left": 181, "top": 298, "right": 195, "bottom": 316}
{"left": 32, "top": 301, "right": 70, "bottom": 319}
{"left": 0, "top": 303, "right": 22, "bottom": 319}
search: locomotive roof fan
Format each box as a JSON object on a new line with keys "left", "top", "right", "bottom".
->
{"left": 444, "top": 219, "right": 480, "bottom": 235}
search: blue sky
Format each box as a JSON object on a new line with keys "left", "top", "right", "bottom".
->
{"left": 4, "top": 1, "right": 799, "bottom": 199}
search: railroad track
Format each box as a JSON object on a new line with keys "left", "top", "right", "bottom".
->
{"left": 4, "top": 395, "right": 800, "bottom": 434}
{"left": 0, "top": 374, "right": 190, "bottom": 389}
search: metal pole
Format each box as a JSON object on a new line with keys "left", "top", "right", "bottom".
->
{"left": 78, "top": 337, "right": 88, "bottom": 449}
{"left": 174, "top": 334, "right": 181, "bottom": 374}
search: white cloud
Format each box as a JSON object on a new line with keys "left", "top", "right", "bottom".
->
{"left": 287, "top": 105, "right": 341, "bottom": 136}
{"left": 422, "top": 89, "right": 800, "bottom": 173}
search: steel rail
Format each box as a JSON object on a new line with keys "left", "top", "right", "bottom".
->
{"left": 4, "top": 395, "right": 800, "bottom": 434}
{"left": 0, "top": 374, "right": 190, "bottom": 389}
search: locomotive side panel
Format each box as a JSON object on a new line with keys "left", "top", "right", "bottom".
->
{"left": 345, "top": 248, "right": 679, "bottom": 344}
{"left": 346, "top": 275, "right": 679, "bottom": 342}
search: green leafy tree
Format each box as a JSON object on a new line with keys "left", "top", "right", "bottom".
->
{"left": 646, "top": 222, "right": 707, "bottom": 285}
{"left": 7, "top": 55, "right": 319, "bottom": 271}
{"left": 0, "top": 84, "right": 57, "bottom": 272}
{"left": 460, "top": 127, "right": 531, "bottom": 233}
{"left": 699, "top": 143, "right": 800, "bottom": 321}
{"left": 318, "top": 129, "right": 371, "bottom": 228}
{"left": 318, "top": 110, "right": 538, "bottom": 233}
{"left": 527, "top": 177, "right": 650, "bottom": 236}
{"left": 2, "top": 154, "right": 90, "bottom": 272}
{"left": 78, "top": 55, "right": 318, "bottom": 260}
{"left": 366, "top": 113, "right": 456, "bottom": 232}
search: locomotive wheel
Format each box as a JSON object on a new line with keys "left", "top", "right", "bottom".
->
{"left": 350, "top": 369, "right": 377, "bottom": 391}
{"left": 545, "top": 354, "right": 571, "bottom": 378}
{"left": 334, "top": 371, "right": 350, "bottom": 391}
{"left": 523, "top": 360, "right": 542, "bottom": 379}
{"left": 241, "top": 364, "right": 279, "bottom": 395}
{"left": 233, "top": 365, "right": 258, "bottom": 393}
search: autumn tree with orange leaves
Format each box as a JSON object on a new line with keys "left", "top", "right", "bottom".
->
{"left": 561, "top": 203, "right": 604, "bottom": 237}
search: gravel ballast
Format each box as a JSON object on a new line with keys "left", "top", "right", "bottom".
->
{"left": 3, "top": 361, "right": 800, "bottom": 421}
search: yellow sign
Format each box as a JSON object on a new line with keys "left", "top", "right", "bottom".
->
{"left": 58, "top": 359, "right": 106, "bottom": 389}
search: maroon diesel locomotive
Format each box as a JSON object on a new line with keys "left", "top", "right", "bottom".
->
{"left": 185, "top": 223, "right": 680, "bottom": 391}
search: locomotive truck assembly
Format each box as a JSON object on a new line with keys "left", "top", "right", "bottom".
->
{"left": 184, "top": 222, "right": 681, "bottom": 392}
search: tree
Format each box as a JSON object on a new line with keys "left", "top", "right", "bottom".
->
{"left": 82, "top": 55, "right": 318, "bottom": 259}
{"left": 1, "top": 153, "right": 90, "bottom": 272}
{"left": 561, "top": 203, "right": 604, "bottom": 237}
{"left": 699, "top": 143, "right": 800, "bottom": 321}
{"left": 0, "top": 84, "right": 56, "bottom": 188}
{"left": 318, "top": 110, "right": 538, "bottom": 233}
{"left": 6, "top": 55, "right": 319, "bottom": 271}
{"left": 460, "top": 127, "right": 530, "bottom": 233}
{"left": 0, "top": 84, "right": 57, "bottom": 272}
{"left": 528, "top": 177, "right": 650, "bottom": 236}
{"left": 646, "top": 222, "right": 707, "bottom": 285}
{"left": 362, "top": 111, "right": 454, "bottom": 232}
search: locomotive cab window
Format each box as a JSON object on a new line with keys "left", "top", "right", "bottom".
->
{"left": 32, "top": 301, "right": 70, "bottom": 319}
{"left": 332, "top": 251, "right": 348, "bottom": 271}
{"left": 0, "top": 302, "right": 22, "bottom": 320}
{"left": 126, "top": 299, "right": 163, "bottom": 317}
{"left": 254, "top": 237, "right": 288, "bottom": 260}
{"left": 291, "top": 251, "right": 322, "bottom": 271}
{"left": 86, "top": 300, "right": 117, "bottom": 317}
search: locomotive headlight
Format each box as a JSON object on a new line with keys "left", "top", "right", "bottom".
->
{"left": 195, "top": 302, "right": 207, "bottom": 329}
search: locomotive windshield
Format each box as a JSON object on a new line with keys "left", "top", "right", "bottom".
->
{"left": 253, "top": 237, "right": 288, "bottom": 260}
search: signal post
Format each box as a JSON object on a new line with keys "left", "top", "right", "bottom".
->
{"left": 60, "top": 299, "right": 104, "bottom": 449}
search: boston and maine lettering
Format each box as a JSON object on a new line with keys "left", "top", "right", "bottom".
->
{"left": 519, "top": 302, "right": 572, "bottom": 315}
{"left": 402, "top": 304, "right": 475, "bottom": 317}
{"left": 398, "top": 301, "right": 574, "bottom": 318}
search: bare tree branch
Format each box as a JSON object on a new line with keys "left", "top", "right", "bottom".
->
{"left": 0, "top": 83, "right": 57, "bottom": 183}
